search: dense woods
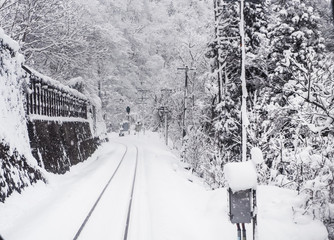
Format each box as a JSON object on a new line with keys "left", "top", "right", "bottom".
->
{"left": 1, "top": 0, "right": 334, "bottom": 236}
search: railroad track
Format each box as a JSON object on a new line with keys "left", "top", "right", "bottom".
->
{"left": 73, "top": 143, "right": 139, "bottom": 240}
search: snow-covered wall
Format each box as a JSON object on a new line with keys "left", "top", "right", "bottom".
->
{"left": 22, "top": 67, "right": 103, "bottom": 174}
{"left": 0, "top": 28, "right": 44, "bottom": 202}
{"left": 27, "top": 119, "right": 99, "bottom": 174}
{"left": 0, "top": 28, "right": 105, "bottom": 201}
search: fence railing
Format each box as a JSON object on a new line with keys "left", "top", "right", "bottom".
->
{"left": 22, "top": 65, "right": 89, "bottom": 119}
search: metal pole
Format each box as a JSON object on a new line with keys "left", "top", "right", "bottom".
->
{"left": 240, "top": 2, "right": 253, "bottom": 239}
{"left": 237, "top": 223, "right": 241, "bottom": 240}
{"left": 183, "top": 66, "right": 188, "bottom": 138}
{"left": 240, "top": 0, "right": 248, "bottom": 163}
{"left": 165, "top": 109, "right": 168, "bottom": 146}
{"left": 242, "top": 223, "right": 246, "bottom": 240}
{"left": 253, "top": 189, "right": 257, "bottom": 240}
{"left": 213, "top": 0, "right": 222, "bottom": 103}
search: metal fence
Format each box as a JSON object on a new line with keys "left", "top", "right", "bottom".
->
{"left": 23, "top": 65, "right": 88, "bottom": 119}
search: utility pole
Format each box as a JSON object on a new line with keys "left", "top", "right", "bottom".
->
{"left": 137, "top": 89, "right": 150, "bottom": 104}
{"left": 137, "top": 79, "right": 150, "bottom": 105}
{"left": 214, "top": 0, "right": 259, "bottom": 162}
{"left": 164, "top": 108, "right": 168, "bottom": 146}
{"left": 177, "top": 66, "right": 195, "bottom": 139}
{"left": 239, "top": 0, "right": 248, "bottom": 163}
{"left": 161, "top": 88, "right": 173, "bottom": 97}
{"left": 136, "top": 80, "right": 150, "bottom": 133}
{"left": 214, "top": 0, "right": 259, "bottom": 239}
{"left": 213, "top": 0, "right": 223, "bottom": 103}
{"left": 158, "top": 106, "right": 169, "bottom": 146}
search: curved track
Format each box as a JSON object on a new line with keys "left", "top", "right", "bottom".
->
{"left": 72, "top": 143, "right": 139, "bottom": 240}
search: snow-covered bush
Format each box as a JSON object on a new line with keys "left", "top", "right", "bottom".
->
{"left": 182, "top": 126, "right": 224, "bottom": 188}
{"left": 265, "top": 2, "right": 334, "bottom": 227}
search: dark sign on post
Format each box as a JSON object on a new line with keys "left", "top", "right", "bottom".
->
{"left": 229, "top": 188, "right": 252, "bottom": 224}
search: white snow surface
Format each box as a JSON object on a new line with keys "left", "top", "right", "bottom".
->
{"left": 28, "top": 114, "right": 89, "bottom": 123}
{"left": 224, "top": 160, "right": 258, "bottom": 192}
{"left": 0, "top": 132, "right": 328, "bottom": 240}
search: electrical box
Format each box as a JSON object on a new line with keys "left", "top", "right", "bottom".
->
{"left": 229, "top": 188, "right": 252, "bottom": 224}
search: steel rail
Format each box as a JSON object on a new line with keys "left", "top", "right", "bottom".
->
{"left": 123, "top": 145, "right": 139, "bottom": 240}
{"left": 73, "top": 144, "right": 128, "bottom": 240}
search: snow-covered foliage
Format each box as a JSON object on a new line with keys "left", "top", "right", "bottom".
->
{"left": 261, "top": 1, "right": 334, "bottom": 231}
{"left": 202, "top": 0, "right": 334, "bottom": 236}
{"left": 24, "top": 66, "right": 88, "bottom": 101}
{"left": 0, "top": 28, "right": 44, "bottom": 202}
{"left": 67, "top": 77, "right": 106, "bottom": 137}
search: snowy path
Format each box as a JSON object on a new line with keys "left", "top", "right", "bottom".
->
{"left": 0, "top": 132, "right": 329, "bottom": 240}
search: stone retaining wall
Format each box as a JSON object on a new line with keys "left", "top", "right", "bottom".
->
{"left": 0, "top": 143, "right": 45, "bottom": 202}
{"left": 27, "top": 120, "right": 99, "bottom": 174}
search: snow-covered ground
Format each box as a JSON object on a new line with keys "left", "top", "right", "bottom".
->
{"left": 0, "top": 132, "right": 328, "bottom": 240}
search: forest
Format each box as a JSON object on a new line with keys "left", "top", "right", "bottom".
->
{"left": 1, "top": 0, "right": 334, "bottom": 236}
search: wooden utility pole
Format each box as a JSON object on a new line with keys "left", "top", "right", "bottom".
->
{"left": 137, "top": 79, "right": 150, "bottom": 105}
{"left": 136, "top": 80, "right": 150, "bottom": 132}
{"left": 177, "top": 66, "right": 195, "bottom": 138}
{"left": 159, "top": 106, "right": 169, "bottom": 146}
{"left": 137, "top": 89, "right": 150, "bottom": 104}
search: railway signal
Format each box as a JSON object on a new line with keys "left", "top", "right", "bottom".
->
{"left": 126, "top": 106, "right": 131, "bottom": 122}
